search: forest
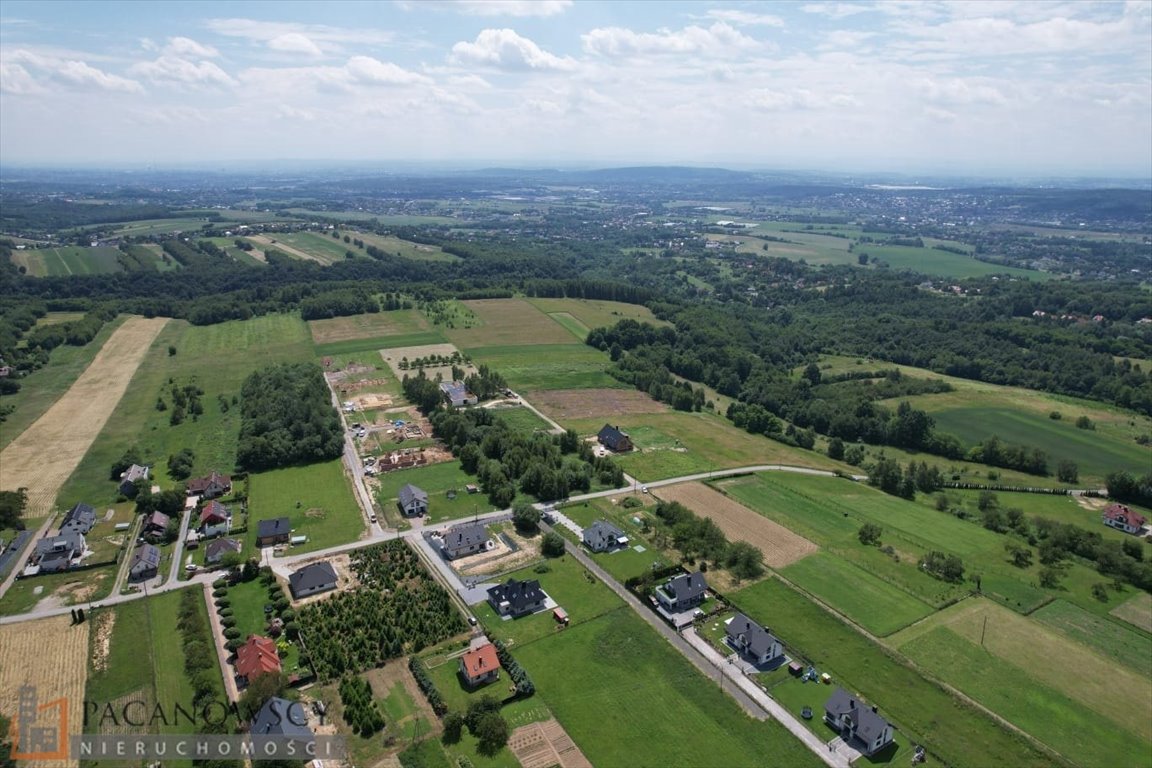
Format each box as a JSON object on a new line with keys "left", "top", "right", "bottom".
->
{"left": 236, "top": 362, "right": 343, "bottom": 471}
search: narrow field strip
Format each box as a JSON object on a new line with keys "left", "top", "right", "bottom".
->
{"left": 0, "top": 317, "right": 168, "bottom": 517}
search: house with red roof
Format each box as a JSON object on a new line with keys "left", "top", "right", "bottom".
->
{"left": 458, "top": 642, "right": 500, "bottom": 688}
{"left": 199, "top": 500, "right": 232, "bottom": 538}
{"left": 1102, "top": 503, "right": 1147, "bottom": 535}
{"left": 235, "top": 635, "right": 281, "bottom": 686}
{"left": 187, "top": 472, "right": 232, "bottom": 500}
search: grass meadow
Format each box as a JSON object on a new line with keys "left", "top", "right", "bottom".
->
{"left": 246, "top": 460, "right": 365, "bottom": 554}
{"left": 860, "top": 245, "right": 1046, "bottom": 279}
{"left": 374, "top": 462, "right": 490, "bottom": 525}
{"left": 731, "top": 579, "right": 1054, "bottom": 768}
{"left": 1031, "top": 599, "right": 1152, "bottom": 677}
{"left": 525, "top": 297, "right": 668, "bottom": 333}
{"left": 308, "top": 308, "right": 429, "bottom": 344}
{"left": 514, "top": 607, "right": 823, "bottom": 768}
{"left": 57, "top": 314, "right": 314, "bottom": 506}
{"left": 465, "top": 343, "right": 623, "bottom": 391}
{"left": 446, "top": 299, "right": 579, "bottom": 348}
{"left": 487, "top": 405, "right": 554, "bottom": 433}
{"left": 0, "top": 316, "right": 127, "bottom": 451}
{"left": 11, "top": 246, "right": 123, "bottom": 276}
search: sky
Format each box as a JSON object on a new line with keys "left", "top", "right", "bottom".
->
{"left": 1, "top": 0, "right": 1150, "bottom": 177}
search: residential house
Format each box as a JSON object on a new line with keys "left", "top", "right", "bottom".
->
{"left": 487, "top": 578, "right": 547, "bottom": 618}
{"left": 142, "top": 511, "right": 171, "bottom": 540}
{"left": 235, "top": 635, "right": 281, "bottom": 686}
{"left": 118, "top": 464, "right": 150, "bottom": 496}
{"left": 725, "top": 613, "right": 784, "bottom": 665}
{"left": 824, "top": 687, "right": 895, "bottom": 756}
{"left": 439, "top": 380, "right": 477, "bottom": 408}
{"left": 288, "top": 561, "right": 338, "bottom": 598}
{"left": 59, "top": 503, "right": 97, "bottom": 536}
{"left": 34, "top": 532, "right": 86, "bottom": 573}
{"left": 583, "top": 520, "right": 629, "bottom": 553}
{"left": 249, "top": 696, "right": 313, "bottom": 746}
{"left": 441, "top": 522, "right": 490, "bottom": 560}
{"left": 655, "top": 571, "right": 708, "bottom": 613}
{"left": 1102, "top": 503, "right": 1147, "bottom": 535}
{"left": 186, "top": 471, "right": 232, "bottom": 500}
{"left": 205, "top": 537, "right": 242, "bottom": 565}
{"left": 129, "top": 543, "right": 161, "bottom": 581}
{"left": 597, "top": 424, "right": 633, "bottom": 452}
{"left": 397, "top": 484, "right": 429, "bottom": 517}
{"left": 255, "top": 517, "right": 291, "bottom": 547}
{"left": 458, "top": 642, "right": 500, "bottom": 688}
{"left": 199, "top": 500, "right": 232, "bottom": 538}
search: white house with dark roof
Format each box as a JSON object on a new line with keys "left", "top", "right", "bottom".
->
{"left": 59, "top": 503, "right": 97, "bottom": 536}
{"left": 440, "top": 522, "right": 490, "bottom": 560}
{"left": 118, "top": 464, "right": 150, "bottom": 496}
{"left": 205, "top": 537, "right": 242, "bottom": 565}
{"left": 725, "top": 613, "right": 784, "bottom": 666}
{"left": 824, "top": 687, "right": 894, "bottom": 756}
{"left": 34, "top": 532, "right": 86, "bottom": 573}
{"left": 129, "top": 543, "right": 162, "bottom": 581}
{"left": 186, "top": 471, "right": 232, "bottom": 500}
{"left": 397, "top": 484, "right": 428, "bottom": 517}
{"left": 487, "top": 578, "right": 547, "bottom": 618}
{"left": 439, "top": 380, "right": 477, "bottom": 408}
{"left": 288, "top": 561, "right": 338, "bottom": 598}
{"left": 583, "top": 520, "right": 629, "bottom": 553}
{"left": 655, "top": 571, "right": 708, "bottom": 612}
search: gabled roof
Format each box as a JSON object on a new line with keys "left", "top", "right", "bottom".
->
{"left": 130, "top": 543, "right": 161, "bottom": 570}
{"left": 398, "top": 484, "right": 428, "bottom": 507}
{"left": 664, "top": 571, "right": 707, "bottom": 602}
{"left": 597, "top": 424, "right": 631, "bottom": 450}
{"left": 205, "top": 537, "right": 242, "bottom": 561}
{"left": 584, "top": 519, "right": 627, "bottom": 549}
{"left": 825, "top": 687, "right": 890, "bottom": 744}
{"left": 1103, "top": 503, "right": 1147, "bottom": 529}
{"left": 35, "top": 532, "right": 85, "bottom": 557}
{"left": 200, "top": 500, "right": 231, "bottom": 525}
{"left": 443, "top": 522, "right": 487, "bottom": 552}
{"left": 187, "top": 471, "right": 231, "bottom": 494}
{"left": 439, "top": 381, "right": 470, "bottom": 401}
{"left": 725, "top": 612, "right": 781, "bottom": 658}
{"left": 487, "top": 578, "right": 545, "bottom": 614}
{"left": 60, "top": 503, "right": 97, "bottom": 534}
{"left": 235, "top": 635, "right": 281, "bottom": 680}
{"left": 289, "top": 561, "right": 338, "bottom": 594}
{"left": 145, "top": 511, "right": 170, "bottom": 530}
{"left": 460, "top": 643, "right": 500, "bottom": 679}
{"left": 256, "top": 517, "right": 291, "bottom": 538}
{"left": 250, "top": 697, "right": 312, "bottom": 739}
{"left": 122, "top": 464, "right": 149, "bottom": 483}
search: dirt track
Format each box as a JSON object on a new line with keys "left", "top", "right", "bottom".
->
{"left": 655, "top": 482, "right": 818, "bottom": 568}
{"left": 0, "top": 316, "right": 168, "bottom": 517}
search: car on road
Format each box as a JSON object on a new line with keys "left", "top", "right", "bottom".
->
{"left": 185, "top": 563, "right": 198, "bottom": 572}
{"left": 641, "top": 485, "right": 648, "bottom": 493}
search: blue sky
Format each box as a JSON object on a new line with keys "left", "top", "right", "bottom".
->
{"left": 1, "top": 1, "right": 1149, "bottom": 176}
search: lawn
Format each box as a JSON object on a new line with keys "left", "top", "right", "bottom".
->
{"left": 1112, "top": 591, "right": 1152, "bottom": 633}
{"left": 475, "top": 554, "right": 623, "bottom": 649}
{"left": 781, "top": 553, "right": 935, "bottom": 637}
{"left": 566, "top": 411, "right": 843, "bottom": 481}
{"left": 514, "top": 607, "right": 823, "bottom": 768}
{"left": 375, "top": 462, "right": 490, "bottom": 525}
{"left": 223, "top": 578, "right": 304, "bottom": 674}
{"left": 246, "top": 460, "right": 365, "bottom": 554}
{"left": 730, "top": 578, "right": 1053, "bottom": 768}
{"left": 464, "top": 343, "right": 623, "bottom": 391}
{"left": 901, "top": 627, "right": 1148, "bottom": 768}
{"left": 487, "top": 405, "right": 554, "bottom": 433}
{"left": 57, "top": 314, "right": 314, "bottom": 506}
{"left": 0, "top": 564, "right": 116, "bottom": 615}
{"left": 0, "top": 315, "right": 127, "bottom": 451}
{"left": 1031, "top": 599, "right": 1152, "bottom": 677}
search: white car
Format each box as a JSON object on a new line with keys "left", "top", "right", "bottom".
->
{"left": 185, "top": 563, "right": 198, "bottom": 572}
{"left": 641, "top": 485, "right": 649, "bottom": 494}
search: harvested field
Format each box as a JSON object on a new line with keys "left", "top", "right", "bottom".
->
{"left": 309, "top": 311, "right": 428, "bottom": 344}
{"left": 655, "top": 481, "right": 818, "bottom": 568}
{"left": 446, "top": 298, "right": 577, "bottom": 347}
{"left": 380, "top": 343, "right": 474, "bottom": 383}
{"left": 0, "top": 317, "right": 168, "bottom": 517}
{"left": 509, "top": 718, "right": 593, "bottom": 768}
{"left": 1112, "top": 591, "right": 1152, "bottom": 633}
{"left": 246, "top": 234, "right": 323, "bottom": 263}
{"left": 0, "top": 614, "right": 90, "bottom": 767}
{"left": 527, "top": 388, "right": 669, "bottom": 421}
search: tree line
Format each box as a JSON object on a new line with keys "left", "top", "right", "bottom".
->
{"left": 237, "top": 362, "right": 343, "bottom": 471}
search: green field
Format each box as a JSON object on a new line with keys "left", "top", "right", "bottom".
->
{"left": 11, "top": 245, "right": 123, "bottom": 276}
{"left": 901, "top": 627, "right": 1147, "bottom": 768}
{"left": 781, "top": 552, "right": 935, "bottom": 637}
{"left": 0, "top": 564, "right": 117, "bottom": 615}
{"left": 246, "top": 460, "right": 364, "bottom": 554}
{"left": 939, "top": 490, "right": 1145, "bottom": 543}
{"left": 525, "top": 297, "right": 668, "bottom": 332}
{"left": 374, "top": 462, "right": 490, "bottom": 525}
{"left": 487, "top": 405, "right": 554, "bottom": 433}
{"left": 1032, "top": 599, "right": 1152, "bottom": 677}
{"left": 354, "top": 232, "right": 460, "bottom": 263}
{"left": 314, "top": 331, "right": 447, "bottom": 357}
{"left": 731, "top": 579, "right": 1054, "bottom": 768}
{"left": 859, "top": 245, "right": 1047, "bottom": 280}
{"left": 0, "top": 316, "right": 127, "bottom": 451}
{"left": 253, "top": 231, "right": 359, "bottom": 264}
{"left": 56, "top": 314, "right": 314, "bottom": 506}
{"left": 465, "top": 343, "right": 623, "bottom": 391}
{"left": 515, "top": 607, "right": 823, "bottom": 768}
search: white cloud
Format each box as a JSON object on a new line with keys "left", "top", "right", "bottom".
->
{"left": 445, "top": 1, "right": 572, "bottom": 17}
{"left": 204, "top": 18, "right": 394, "bottom": 51}
{"left": 451, "top": 29, "right": 576, "bottom": 70}
{"left": 345, "top": 55, "right": 431, "bottom": 85}
{"left": 4, "top": 50, "right": 143, "bottom": 93}
{"left": 130, "top": 55, "right": 235, "bottom": 87}
{"left": 582, "top": 22, "right": 760, "bottom": 58}
{"left": 0, "top": 62, "right": 41, "bottom": 94}
{"left": 914, "top": 77, "right": 1009, "bottom": 106}
{"left": 801, "top": 3, "right": 874, "bottom": 19}
{"left": 895, "top": 12, "right": 1144, "bottom": 57}
{"left": 706, "top": 9, "right": 785, "bottom": 27}
{"left": 165, "top": 36, "right": 219, "bottom": 58}
{"left": 237, "top": 56, "right": 430, "bottom": 95}
{"left": 748, "top": 88, "right": 859, "bottom": 111}
{"left": 268, "top": 33, "right": 324, "bottom": 57}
